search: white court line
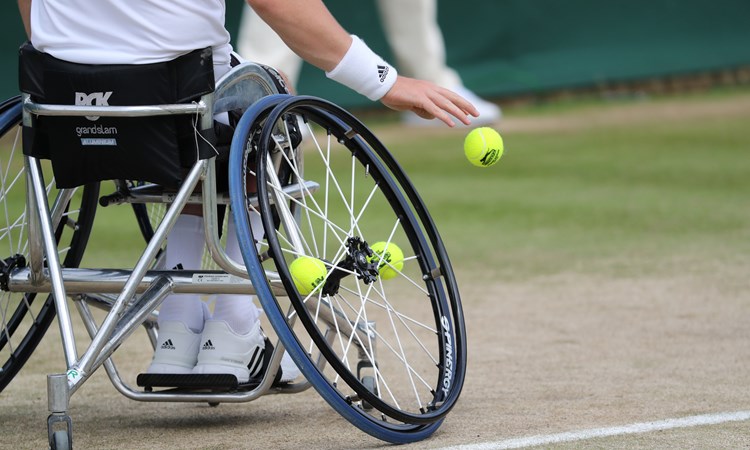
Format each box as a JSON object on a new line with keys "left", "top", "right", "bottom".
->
{"left": 439, "top": 410, "right": 750, "bottom": 450}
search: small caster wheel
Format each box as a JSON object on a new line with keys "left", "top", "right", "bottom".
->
{"left": 208, "top": 402, "right": 220, "bottom": 407}
{"left": 51, "top": 430, "right": 71, "bottom": 450}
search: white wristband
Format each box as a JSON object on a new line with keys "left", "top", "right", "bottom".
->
{"left": 326, "top": 35, "right": 398, "bottom": 101}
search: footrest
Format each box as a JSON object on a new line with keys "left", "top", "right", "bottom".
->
{"left": 136, "top": 339, "right": 284, "bottom": 391}
{"left": 136, "top": 373, "right": 248, "bottom": 391}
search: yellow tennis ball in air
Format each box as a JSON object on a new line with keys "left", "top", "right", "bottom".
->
{"left": 289, "top": 256, "right": 327, "bottom": 295}
{"left": 464, "top": 127, "right": 504, "bottom": 167}
{"left": 369, "top": 242, "right": 404, "bottom": 280}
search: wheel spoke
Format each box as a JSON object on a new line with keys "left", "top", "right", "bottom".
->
{"left": 229, "top": 96, "right": 462, "bottom": 442}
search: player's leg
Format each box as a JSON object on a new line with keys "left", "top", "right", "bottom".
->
{"left": 145, "top": 212, "right": 209, "bottom": 374}
{"left": 144, "top": 63, "right": 297, "bottom": 384}
{"left": 190, "top": 212, "right": 268, "bottom": 383}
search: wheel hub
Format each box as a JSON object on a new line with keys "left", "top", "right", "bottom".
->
{"left": 0, "top": 254, "right": 26, "bottom": 291}
{"left": 321, "top": 237, "right": 379, "bottom": 296}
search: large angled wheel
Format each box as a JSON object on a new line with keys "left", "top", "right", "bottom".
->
{"left": 230, "top": 96, "right": 466, "bottom": 443}
{"left": 0, "top": 96, "right": 99, "bottom": 392}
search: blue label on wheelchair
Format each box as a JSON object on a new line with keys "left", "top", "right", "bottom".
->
{"left": 81, "top": 138, "right": 117, "bottom": 146}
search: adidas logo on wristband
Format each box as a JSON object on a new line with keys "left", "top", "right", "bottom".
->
{"left": 326, "top": 35, "right": 398, "bottom": 101}
{"left": 377, "top": 65, "right": 389, "bottom": 83}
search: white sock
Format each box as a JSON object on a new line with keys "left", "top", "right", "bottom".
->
{"left": 229, "top": 210, "right": 264, "bottom": 257}
{"left": 212, "top": 214, "right": 262, "bottom": 334}
{"left": 158, "top": 214, "right": 207, "bottom": 333}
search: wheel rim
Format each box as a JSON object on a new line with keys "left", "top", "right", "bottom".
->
{"left": 253, "top": 97, "right": 467, "bottom": 426}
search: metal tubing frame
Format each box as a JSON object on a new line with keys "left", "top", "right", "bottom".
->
{"left": 202, "top": 157, "right": 247, "bottom": 277}
{"left": 13, "top": 65, "right": 379, "bottom": 405}
{"left": 89, "top": 275, "right": 174, "bottom": 371}
{"left": 201, "top": 159, "right": 320, "bottom": 278}
{"left": 26, "top": 183, "right": 76, "bottom": 285}
{"left": 23, "top": 97, "right": 208, "bottom": 118}
{"left": 100, "top": 179, "right": 318, "bottom": 208}
{"left": 16, "top": 153, "right": 334, "bottom": 403}
{"left": 73, "top": 294, "right": 312, "bottom": 403}
{"left": 9, "top": 267, "right": 275, "bottom": 295}
{"left": 24, "top": 158, "right": 45, "bottom": 285}
{"left": 67, "top": 159, "right": 206, "bottom": 393}
{"left": 26, "top": 156, "right": 79, "bottom": 367}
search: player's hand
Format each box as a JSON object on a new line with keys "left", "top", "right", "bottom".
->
{"left": 380, "top": 76, "right": 479, "bottom": 127}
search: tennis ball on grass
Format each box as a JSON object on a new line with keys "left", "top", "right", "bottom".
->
{"left": 369, "top": 242, "right": 404, "bottom": 280}
{"left": 289, "top": 256, "right": 327, "bottom": 295}
{"left": 464, "top": 127, "right": 504, "bottom": 167}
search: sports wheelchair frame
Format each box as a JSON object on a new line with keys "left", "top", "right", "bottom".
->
{"left": 0, "top": 61, "right": 467, "bottom": 448}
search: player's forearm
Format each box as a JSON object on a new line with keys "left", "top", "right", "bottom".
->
{"left": 18, "top": 0, "right": 31, "bottom": 37}
{"left": 246, "top": 0, "right": 350, "bottom": 72}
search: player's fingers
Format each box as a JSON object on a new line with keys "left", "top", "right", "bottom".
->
{"left": 424, "top": 91, "right": 474, "bottom": 127}
{"left": 423, "top": 108, "right": 455, "bottom": 127}
{"left": 422, "top": 105, "right": 459, "bottom": 127}
{"left": 441, "top": 97, "right": 475, "bottom": 126}
{"left": 412, "top": 108, "right": 433, "bottom": 120}
{"left": 380, "top": 77, "right": 479, "bottom": 126}
{"left": 438, "top": 87, "right": 480, "bottom": 118}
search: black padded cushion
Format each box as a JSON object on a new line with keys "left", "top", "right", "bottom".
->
{"left": 19, "top": 42, "right": 216, "bottom": 188}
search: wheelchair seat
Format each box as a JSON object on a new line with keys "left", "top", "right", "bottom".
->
{"left": 18, "top": 42, "right": 289, "bottom": 189}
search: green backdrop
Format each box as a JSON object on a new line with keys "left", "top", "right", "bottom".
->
{"left": 3, "top": 1, "right": 749, "bottom": 108}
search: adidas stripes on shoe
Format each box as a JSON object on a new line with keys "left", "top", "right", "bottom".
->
{"left": 192, "top": 319, "right": 265, "bottom": 383}
{"left": 147, "top": 321, "right": 202, "bottom": 374}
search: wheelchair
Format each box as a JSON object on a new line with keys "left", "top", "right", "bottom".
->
{"left": 0, "top": 46, "right": 467, "bottom": 449}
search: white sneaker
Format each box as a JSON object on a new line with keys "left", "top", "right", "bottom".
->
{"left": 147, "top": 321, "right": 201, "bottom": 374}
{"left": 402, "top": 85, "right": 501, "bottom": 127}
{"left": 192, "top": 320, "right": 265, "bottom": 383}
{"left": 279, "top": 351, "right": 301, "bottom": 383}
